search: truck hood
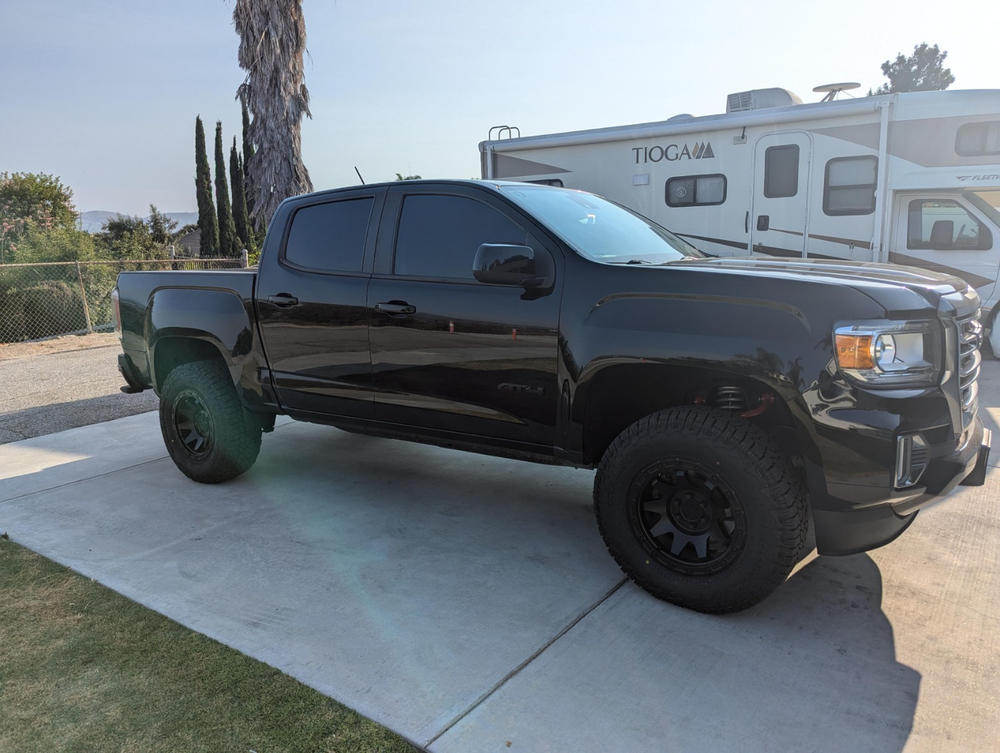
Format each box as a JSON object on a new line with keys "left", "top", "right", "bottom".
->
{"left": 670, "top": 256, "right": 975, "bottom": 316}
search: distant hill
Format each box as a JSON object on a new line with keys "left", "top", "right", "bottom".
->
{"left": 79, "top": 210, "right": 198, "bottom": 234}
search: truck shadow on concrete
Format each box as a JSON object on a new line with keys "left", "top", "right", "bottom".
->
{"left": 724, "top": 553, "right": 920, "bottom": 752}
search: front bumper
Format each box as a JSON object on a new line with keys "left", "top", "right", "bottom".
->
{"left": 813, "top": 418, "right": 991, "bottom": 556}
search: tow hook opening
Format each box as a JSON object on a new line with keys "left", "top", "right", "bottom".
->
{"left": 895, "top": 433, "right": 929, "bottom": 489}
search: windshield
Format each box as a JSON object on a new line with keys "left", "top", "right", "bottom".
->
{"left": 966, "top": 190, "right": 1000, "bottom": 227}
{"left": 498, "top": 184, "right": 702, "bottom": 264}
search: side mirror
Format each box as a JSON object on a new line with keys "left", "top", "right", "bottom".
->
{"left": 473, "top": 244, "right": 547, "bottom": 288}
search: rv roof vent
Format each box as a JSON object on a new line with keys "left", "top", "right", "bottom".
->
{"left": 726, "top": 88, "right": 802, "bottom": 113}
{"left": 666, "top": 113, "right": 694, "bottom": 122}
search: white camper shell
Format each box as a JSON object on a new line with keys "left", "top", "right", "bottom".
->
{"left": 480, "top": 89, "right": 1000, "bottom": 350}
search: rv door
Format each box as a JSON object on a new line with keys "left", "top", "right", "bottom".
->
{"left": 750, "top": 132, "right": 812, "bottom": 259}
{"left": 888, "top": 193, "right": 1000, "bottom": 303}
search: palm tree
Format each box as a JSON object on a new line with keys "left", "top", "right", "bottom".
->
{"left": 233, "top": 0, "right": 312, "bottom": 234}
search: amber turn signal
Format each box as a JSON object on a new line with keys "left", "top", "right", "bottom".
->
{"left": 835, "top": 334, "right": 874, "bottom": 369}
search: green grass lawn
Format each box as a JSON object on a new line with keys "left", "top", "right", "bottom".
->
{"left": 0, "top": 536, "right": 419, "bottom": 753}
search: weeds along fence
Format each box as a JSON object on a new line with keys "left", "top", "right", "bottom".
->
{"left": 0, "top": 258, "right": 246, "bottom": 344}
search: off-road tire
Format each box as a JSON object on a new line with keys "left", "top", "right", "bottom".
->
{"left": 159, "top": 360, "right": 262, "bottom": 483}
{"left": 594, "top": 406, "right": 808, "bottom": 613}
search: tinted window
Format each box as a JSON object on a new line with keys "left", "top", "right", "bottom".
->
{"left": 284, "top": 198, "right": 373, "bottom": 272}
{"left": 394, "top": 194, "right": 526, "bottom": 279}
{"left": 956, "top": 121, "right": 1000, "bottom": 156}
{"left": 907, "top": 199, "right": 992, "bottom": 250}
{"left": 764, "top": 144, "right": 799, "bottom": 198}
{"left": 665, "top": 174, "right": 726, "bottom": 207}
{"left": 823, "top": 156, "right": 877, "bottom": 215}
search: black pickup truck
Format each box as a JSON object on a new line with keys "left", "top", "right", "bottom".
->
{"left": 114, "top": 180, "right": 991, "bottom": 612}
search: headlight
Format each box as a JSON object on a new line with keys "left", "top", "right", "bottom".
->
{"left": 834, "top": 321, "right": 941, "bottom": 387}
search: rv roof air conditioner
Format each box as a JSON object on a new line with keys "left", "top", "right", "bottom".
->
{"left": 726, "top": 88, "right": 802, "bottom": 113}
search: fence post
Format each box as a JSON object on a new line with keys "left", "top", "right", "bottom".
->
{"left": 75, "top": 261, "right": 93, "bottom": 333}
{"left": 241, "top": 248, "right": 248, "bottom": 268}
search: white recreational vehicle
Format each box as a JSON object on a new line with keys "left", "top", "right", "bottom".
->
{"left": 479, "top": 87, "right": 1000, "bottom": 351}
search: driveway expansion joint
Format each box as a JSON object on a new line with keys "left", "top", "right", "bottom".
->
{"left": 423, "top": 577, "right": 628, "bottom": 749}
{"left": 0, "top": 456, "right": 168, "bottom": 506}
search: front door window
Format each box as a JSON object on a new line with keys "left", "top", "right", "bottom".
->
{"left": 907, "top": 199, "right": 992, "bottom": 251}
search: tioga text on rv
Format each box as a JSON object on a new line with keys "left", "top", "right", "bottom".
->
{"left": 632, "top": 142, "right": 716, "bottom": 163}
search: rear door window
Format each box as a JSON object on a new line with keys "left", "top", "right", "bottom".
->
{"left": 393, "top": 194, "right": 527, "bottom": 280}
{"left": 283, "top": 197, "right": 374, "bottom": 273}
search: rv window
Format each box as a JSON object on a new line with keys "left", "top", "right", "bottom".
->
{"left": 283, "top": 197, "right": 374, "bottom": 273}
{"left": 764, "top": 145, "right": 799, "bottom": 198}
{"left": 526, "top": 179, "right": 564, "bottom": 187}
{"left": 956, "top": 121, "right": 1000, "bottom": 156}
{"left": 907, "top": 199, "right": 992, "bottom": 251}
{"left": 823, "top": 156, "right": 876, "bottom": 216}
{"left": 393, "top": 194, "right": 527, "bottom": 280}
{"left": 665, "top": 174, "right": 727, "bottom": 207}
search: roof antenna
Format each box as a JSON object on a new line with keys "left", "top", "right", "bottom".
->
{"left": 354, "top": 166, "right": 365, "bottom": 184}
{"left": 813, "top": 82, "right": 861, "bottom": 102}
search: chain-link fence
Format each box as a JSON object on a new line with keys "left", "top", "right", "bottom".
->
{"left": 0, "top": 258, "right": 246, "bottom": 343}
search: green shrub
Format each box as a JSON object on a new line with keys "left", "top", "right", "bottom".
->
{"left": 0, "top": 280, "right": 86, "bottom": 342}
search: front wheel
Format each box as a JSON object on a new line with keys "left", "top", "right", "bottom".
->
{"left": 159, "top": 360, "right": 262, "bottom": 483}
{"left": 594, "top": 406, "right": 808, "bottom": 613}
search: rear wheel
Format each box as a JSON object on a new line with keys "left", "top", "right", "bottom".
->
{"left": 594, "top": 406, "right": 808, "bottom": 613}
{"left": 159, "top": 360, "right": 262, "bottom": 483}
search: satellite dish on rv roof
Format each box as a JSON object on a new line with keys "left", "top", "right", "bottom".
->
{"left": 813, "top": 82, "right": 861, "bottom": 102}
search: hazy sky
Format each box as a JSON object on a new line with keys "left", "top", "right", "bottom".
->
{"left": 1, "top": 0, "right": 996, "bottom": 214}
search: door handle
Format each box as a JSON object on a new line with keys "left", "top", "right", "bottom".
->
{"left": 375, "top": 301, "right": 416, "bottom": 316}
{"left": 756, "top": 215, "right": 770, "bottom": 231}
{"left": 265, "top": 294, "right": 299, "bottom": 307}
{"left": 745, "top": 210, "right": 749, "bottom": 233}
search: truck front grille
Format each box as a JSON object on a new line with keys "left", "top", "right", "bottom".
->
{"left": 958, "top": 314, "right": 983, "bottom": 428}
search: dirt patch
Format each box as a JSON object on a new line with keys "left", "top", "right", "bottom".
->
{"left": 0, "top": 332, "right": 120, "bottom": 362}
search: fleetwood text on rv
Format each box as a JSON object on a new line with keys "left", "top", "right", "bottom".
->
{"left": 480, "top": 87, "right": 1000, "bottom": 351}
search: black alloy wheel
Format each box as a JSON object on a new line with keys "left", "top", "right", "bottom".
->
{"left": 631, "top": 463, "right": 746, "bottom": 575}
{"left": 172, "top": 389, "right": 216, "bottom": 458}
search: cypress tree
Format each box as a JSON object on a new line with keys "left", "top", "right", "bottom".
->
{"left": 230, "top": 137, "right": 253, "bottom": 253}
{"left": 214, "top": 121, "right": 239, "bottom": 257}
{"left": 194, "top": 116, "right": 219, "bottom": 256}
{"left": 240, "top": 95, "right": 260, "bottom": 242}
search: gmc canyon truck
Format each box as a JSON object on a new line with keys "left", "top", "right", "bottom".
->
{"left": 114, "top": 180, "right": 991, "bottom": 613}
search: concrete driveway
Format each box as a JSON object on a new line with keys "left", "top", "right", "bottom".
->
{"left": 2, "top": 366, "right": 999, "bottom": 752}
